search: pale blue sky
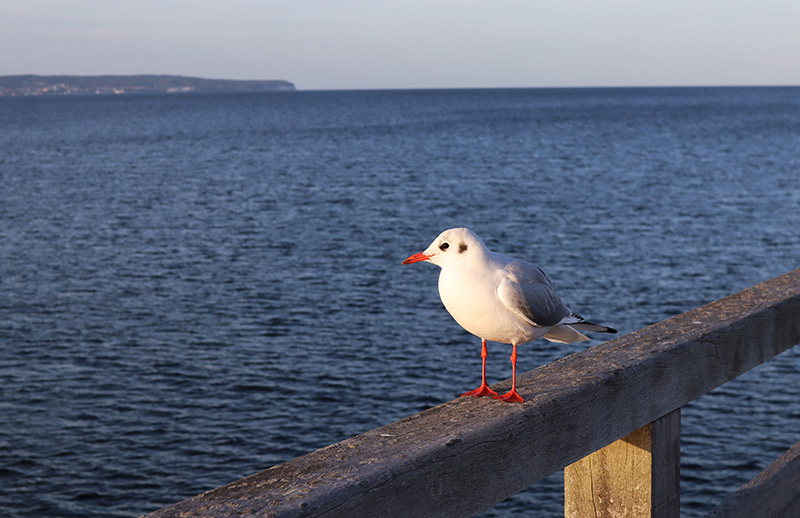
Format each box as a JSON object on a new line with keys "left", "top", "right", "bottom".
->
{"left": 2, "top": 1, "right": 798, "bottom": 90}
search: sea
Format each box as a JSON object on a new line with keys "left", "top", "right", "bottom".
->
{"left": 1, "top": 87, "right": 799, "bottom": 517}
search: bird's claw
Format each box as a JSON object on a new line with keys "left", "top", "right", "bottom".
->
{"left": 492, "top": 390, "right": 525, "bottom": 403}
{"left": 460, "top": 384, "right": 498, "bottom": 398}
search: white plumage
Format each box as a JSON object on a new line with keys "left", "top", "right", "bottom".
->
{"left": 403, "top": 227, "right": 615, "bottom": 403}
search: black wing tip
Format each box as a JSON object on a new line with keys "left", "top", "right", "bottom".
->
{"left": 577, "top": 320, "right": 617, "bottom": 335}
{"left": 570, "top": 320, "right": 618, "bottom": 334}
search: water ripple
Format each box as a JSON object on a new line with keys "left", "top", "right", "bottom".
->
{"left": 1, "top": 88, "right": 799, "bottom": 517}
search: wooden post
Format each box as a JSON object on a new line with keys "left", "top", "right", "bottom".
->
{"left": 143, "top": 269, "right": 800, "bottom": 518}
{"left": 565, "top": 409, "right": 681, "bottom": 518}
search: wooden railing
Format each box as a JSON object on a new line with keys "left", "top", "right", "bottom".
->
{"left": 143, "top": 268, "right": 800, "bottom": 518}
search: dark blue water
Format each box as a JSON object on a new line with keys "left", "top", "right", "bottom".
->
{"left": 1, "top": 87, "right": 799, "bottom": 517}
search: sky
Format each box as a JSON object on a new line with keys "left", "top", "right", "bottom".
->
{"left": 1, "top": 0, "right": 799, "bottom": 90}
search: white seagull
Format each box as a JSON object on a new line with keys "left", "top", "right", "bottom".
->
{"left": 402, "top": 227, "right": 616, "bottom": 403}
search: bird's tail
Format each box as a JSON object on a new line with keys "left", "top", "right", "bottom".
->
{"left": 571, "top": 321, "right": 617, "bottom": 334}
{"left": 542, "top": 324, "right": 590, "bottom": 343}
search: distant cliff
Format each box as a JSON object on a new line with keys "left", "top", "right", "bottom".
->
{"left": 0, "top": 75, "right": 296, "bottom": 96}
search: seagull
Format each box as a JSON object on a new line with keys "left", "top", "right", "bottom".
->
{"left": 402, "top": 227, "right": 616, "bottom": 403}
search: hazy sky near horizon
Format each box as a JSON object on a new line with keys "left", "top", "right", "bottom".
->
{"left": 2, "top": 1, "right": 798, "bottom": 90}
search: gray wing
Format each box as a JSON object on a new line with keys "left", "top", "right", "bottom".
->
{"left": 496, "top": 260, "right": 571, "bottom": 327}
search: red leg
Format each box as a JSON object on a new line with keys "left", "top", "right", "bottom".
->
{"left": 461, "top": 339, "right": 498, "bottom": 398}
{"left": 493, "top": 343, "right": 524, "bottom": 403}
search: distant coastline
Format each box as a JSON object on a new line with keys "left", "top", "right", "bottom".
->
{"left": 0, "top": 74, "right": 296, "bottom": 97}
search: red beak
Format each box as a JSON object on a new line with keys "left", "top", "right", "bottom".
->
{"left": 401, "top": 252, "right": 432, "bottom": 265}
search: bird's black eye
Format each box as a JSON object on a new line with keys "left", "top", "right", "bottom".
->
{"left": 439, "top": 242, "right": 450, "bottom": 251}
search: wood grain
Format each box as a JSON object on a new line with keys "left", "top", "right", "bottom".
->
{"left": 565, "top": 409, "right": 681, "bottom": 517}
{"left": 142, "top": 268, "right": 800, "bottom": 518}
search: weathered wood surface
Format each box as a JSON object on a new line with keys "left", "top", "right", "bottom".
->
{"left": 565, "top": 409, "right": 681, "bottom": 518}
{"left": 706, "top": 440, "right": 800, "bottom": 518}
{"left": 142, "top": 268, "right": 800, "bottom": 518}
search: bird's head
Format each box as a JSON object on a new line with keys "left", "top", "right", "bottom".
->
{"left": 402, "top": 227, "right": 486, "bottom": 268}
